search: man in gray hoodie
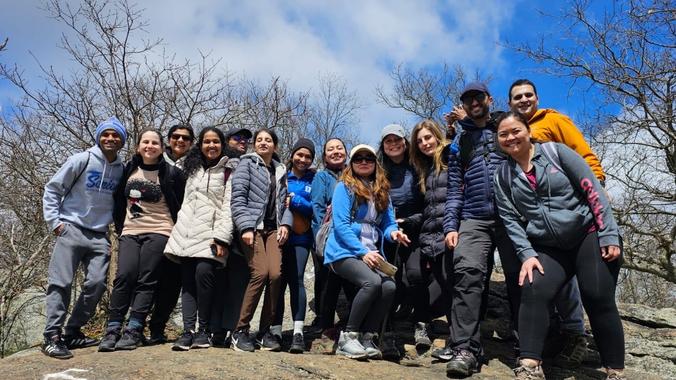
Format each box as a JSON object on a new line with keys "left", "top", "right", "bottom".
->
{"left": 41, "top": 117, "right": 127, "bottom": 359}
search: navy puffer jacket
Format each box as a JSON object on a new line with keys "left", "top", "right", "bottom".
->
{"left": 420, "top": 144, "right": 451, "bottom": 257}
{"left": 443, "top": 114, "right": 506, "bottom": 233}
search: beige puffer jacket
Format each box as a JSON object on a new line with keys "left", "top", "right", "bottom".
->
{"left": 165, "top": 156, "right": 235, "bottom": 264}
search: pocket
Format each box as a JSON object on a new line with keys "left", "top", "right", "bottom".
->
{"left": 547, "top": 210, "right": 589, "bottom": 249}
{"left": 57, "top": 223, "right": 71, "bottom": 237}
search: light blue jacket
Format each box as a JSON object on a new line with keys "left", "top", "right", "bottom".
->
{"left": 323, "top": 182, "right": 398, "bottom": 265}
{"left": 43, "top": 145, "right": 123, "bottom": 233}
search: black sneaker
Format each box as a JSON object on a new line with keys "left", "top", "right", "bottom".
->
{"left": 192, "top": 330, "right": 211, "bottom": 349}
{"left": 212, "top": 331, "right": 230, "bottom": 348}
{"left": 42, "top": 335, "right": 74, "bottom": 359}
{"left": 115, "top": 328, "right": 144, "bottom": 350}
{"left": 63, "top": 329, "right": 98, "bottom": 349}
{"left": 172, "top": 331, "right": 193, "bottom": 351}
{"left": 431, "top": 345, "right": 454, "bottom": 362}
{"left": 147, "top": 330, "right": 167, "bottom": 345}
{"left": 289, "top": 333, "right": 304, "bottom": 354}
{"left": 231, "top": 329, "right": 255, "bottom": 352}
{"left": 446, "top": 349, "right": 479, "bottom": 377}
{"left": 98, "top": 327, "right": 122, "bottom": 352}
{"left": 257, "top": 330, "right": 281, "bottom": 352}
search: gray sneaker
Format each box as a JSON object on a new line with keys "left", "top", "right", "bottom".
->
{"left": 513, "top": 360, "right": 545, "bottom": 380}
{"left": 414, "top": 322, "right": 432, "bottom": 350}
{"left": 360, "top": 332, "right": 382, "bottom": 360}
{"left": 336, "top": 331, "right": 368, "bottom": 360}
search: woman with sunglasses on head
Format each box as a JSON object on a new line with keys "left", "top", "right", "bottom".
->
{"left": 99, "top": 128, "right": 186, "bottom": 352}
{"left": 324, "top": 144, "right": 410, "bottom": 360}
{"left": 310, "top": 138, "right": 357, "bottom": 350}
{"left": 408, "top": 119, "right": 455, "bottom": 353}
{"left": 163, "top": 126, "right": 237, "bottom": 351}
{"left": 230, "top": 128, "right": 292, "bottom": 353}
{"left": 267, "top": 138, "right": 316, "bottom": 354}
{"left": 493, "top": 112, "right": 624, "bottom": 380}
{"left": 376, "top": 124, "right": 424, "bottom": 357}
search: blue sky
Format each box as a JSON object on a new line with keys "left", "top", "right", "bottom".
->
{"left": 0, "top": 0, "right": 607, "bottom": 144}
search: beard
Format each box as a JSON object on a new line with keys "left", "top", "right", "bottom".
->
{"left": 470, "top": 103, "right": 490, "bottom": 120}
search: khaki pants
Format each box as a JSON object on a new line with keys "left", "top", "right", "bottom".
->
{"left": 236, "top": 229, "right": 282, "bottom": 332}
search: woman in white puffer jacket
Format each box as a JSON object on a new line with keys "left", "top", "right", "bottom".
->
{"left": 165, "top": 126, "right": 237, "bottom": 351}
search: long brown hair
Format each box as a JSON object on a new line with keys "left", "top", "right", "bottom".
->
{"left": 340, "top": 153, "right": 391, "bottom": 212}
{"left": 409, "top": 119, "right": 448, "bottom": 193}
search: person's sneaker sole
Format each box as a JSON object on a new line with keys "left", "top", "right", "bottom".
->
{"left": 172, "top": 344, "right": 191, "bottom": 351}
{"left": 289, "top": 345, "right": 304, "bottom": 354}
{"left": 191, "top": 342, "right": 211, "bottom": 349}
{"left": 446, "top": 363, "right": 478, "bottom": 377}
{"left": 115, "top": 342, "right": 141, "bottom": 350}
{"left": 258, "top": 345, "right": 281, "bottom": 352}
{"left": 98, "top": 344, "right": 116, "bottom": 352}
{"left": 336, "top": 349, "right": 368, "bottom": 360}
{"left": 231, "top": 344, "right": 254, "bottom": 353}
{"left": 41, "top": 348, "right": 73, "bottom": 359}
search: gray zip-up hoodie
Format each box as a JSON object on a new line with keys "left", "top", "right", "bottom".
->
{"left": 43, "top": 145, "right": 124, "bottom": 233}
{"left": 494, "top": 142, "right": 620, "bottom": 262}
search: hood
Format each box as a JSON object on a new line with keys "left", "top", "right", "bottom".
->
{"left": 529, "top": 108, "right": 559, "bottom": 124}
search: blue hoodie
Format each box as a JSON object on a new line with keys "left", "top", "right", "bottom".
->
{"left": 323, "top": 182, "right": 398, "bottom": 265}
{"left": 43, "top": 145, "right": 124, "bottom": 233}
{"left": 286, "top": 169, "right": 315, "bottom": 247}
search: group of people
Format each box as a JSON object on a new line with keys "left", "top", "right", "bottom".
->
{"left": 40, "top": 79, "right": 625, "bottom": 380}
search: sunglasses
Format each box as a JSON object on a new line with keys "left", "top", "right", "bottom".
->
{"left": 461, "top": 92, "right": 487, "bottom": 105}
{"left": 511, "top": 92, "right": 536, "bottom": 101}
{"left": 352, "top": 155, "right": 376, "bottom": 164}
{"left": 230, "top": 135, "right": 250, "bottom": 143}
{"left": 170, "top": 134, "right": 193, "bottom": 142}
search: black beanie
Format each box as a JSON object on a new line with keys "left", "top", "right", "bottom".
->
{"left": 291, "top": 138, "right": 315, "bottom": 160}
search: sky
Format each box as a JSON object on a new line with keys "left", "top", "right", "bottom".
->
{"left": 0, "top": 0, "right": 604, "bottom": 145}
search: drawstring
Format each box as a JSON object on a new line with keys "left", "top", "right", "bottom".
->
{"left": 98, "top": 161, "right": 107, "bottom": 192}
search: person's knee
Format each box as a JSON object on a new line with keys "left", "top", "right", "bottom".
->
{"left": 381, "top": 279, "right": 396, "bottom": 299}
{"left": 520, "top": 276, "right": 555, "bottom": 305}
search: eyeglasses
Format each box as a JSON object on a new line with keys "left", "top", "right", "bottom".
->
{"left": 461, "top": 92, "right": 487, "bottom": 105}
{"left": 511, "top": 92, "right": 535, "bottom": 101}
{"left": 352, "top": 155, "right": 376, "bottom": 164}
{"left": 230, "top": 135, "right": 250, "bottom": 143}
{"left": 170, "top": 134, "right": 193, "bottom": 142}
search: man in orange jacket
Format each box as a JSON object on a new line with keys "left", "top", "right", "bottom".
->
{"left": 508, "top": 79, "right": 606, "bottom": 185}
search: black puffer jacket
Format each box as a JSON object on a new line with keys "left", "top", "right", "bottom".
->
{"left": 420, "top": 144, "right": 451, "bottom": 258}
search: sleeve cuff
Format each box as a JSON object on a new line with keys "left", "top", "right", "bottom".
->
{"left": 517, "top": 248, "right": 538, "bottom": 263}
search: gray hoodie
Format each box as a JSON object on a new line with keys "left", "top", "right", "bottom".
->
{"left": 43, "top": 145, "right": 124, "bottom": 233}
{"left": 494, "top": 142, "right": 620, "bottom": 262}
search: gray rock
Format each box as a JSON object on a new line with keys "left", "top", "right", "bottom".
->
{"left": 618, "top": 303, "right": 676, "bottom": 328}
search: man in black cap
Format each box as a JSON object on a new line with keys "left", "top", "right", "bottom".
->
{"left": 439, "top": 82, "right": 522, "bottom": 377}
{"left": 225, "top": 127, "right": 253, "bottom": 155}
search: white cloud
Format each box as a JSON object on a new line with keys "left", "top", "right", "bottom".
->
{"left": 0, "top": 0, "right": 515, "bottom": 144}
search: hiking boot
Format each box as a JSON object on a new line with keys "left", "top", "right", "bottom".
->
{"left": 231, "top": 329, "right": 255, "bottom": 352}
{"left": 336, "top": 331, "right": 368, "bottom": 360}
{"left": 414, "top": 322, "right": 432, "bottom": 350}
{"left": 147, "top": 330, "right": 167, "bottom": 345}
{"left": 63, "top": 329, "right": 98, "bottom": 349}
{"left": 381, "top": 334, "right": 401, "bottom": 361}
{"left": 98, "top": 327, "right": 122, "bottom": 352}
{"left": 172, "top": 331, "right": 193, "bottom": 351}
{"left": 257, "top": 330, "right": 281, "bottom": 352}
{"left": 115, "top": 327, "right": 143, "bottom": 350}
{"left": 606, "top": 369, "right": 626, "bottom": 380}
{"left": 431, "top": 345, "right": 454, "bottom": 362}
{"left": 42, "top": 335, "right": 73, "bottom": 359}
{"left": 554, "top": 332, "right": 588, "bottom": 367}
{"left": 360, "top": 332, "right": 383, "bottom": 360}
{"left": 212, "top": 331, "right": 230, "bottom": 348}
{"left": 192, "top": 329, "right": 211, "bottom": 349}
{"left": 513, "top": 360, "right": 545, "bottom": 380}
{"left": 446, "top": 349, "right": 479, "bottom": 377}
{"left": 289, "top": 333, "right": 305, "bottom": 354}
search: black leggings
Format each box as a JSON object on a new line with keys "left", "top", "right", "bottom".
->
{"left": 180, "top": 258, "right": 218, "bottom": 332}
{"left": 519, "top": 232, "right": 624, "bottom": 368}
{"left": 405, "top": 249, "right": 452, "bottom": 323}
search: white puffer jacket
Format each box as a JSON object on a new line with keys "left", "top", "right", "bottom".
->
{"left": 165, "top": 156, "right": 235, "bottom": 264}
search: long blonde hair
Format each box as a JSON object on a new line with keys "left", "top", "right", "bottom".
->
{"left": 409, "top": 119, "right": 448, "bottom": 193}
{"left": 340, "top": 156, "right": 391, "bottom": 212}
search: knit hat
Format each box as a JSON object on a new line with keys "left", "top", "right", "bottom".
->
{"left": 95, "top": 117, "right": 127, "bottom": 146}
{"left": 381, "top": 124, "right": 406, "bottom": 140}
{"left": 291, "top": 138, "right": 315, "bottom": 160}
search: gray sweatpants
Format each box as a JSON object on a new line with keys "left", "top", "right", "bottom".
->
{"left": 44, "top": 223, "right": 110, "bottom": 338}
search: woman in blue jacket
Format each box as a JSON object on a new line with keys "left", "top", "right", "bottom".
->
{"left": 493, "top": 112, "right": 624, "bottom": 380}
{"left": 325, "top": 144, "right": 410, "bottom": 360}
{"left": 270, "top": 138, "right": 315, "bottom": 354}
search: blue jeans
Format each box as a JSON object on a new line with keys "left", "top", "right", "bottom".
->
{"left": 273, "top": 245, "right": 310, "bottom": 324}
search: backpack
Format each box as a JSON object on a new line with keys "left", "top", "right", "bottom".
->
{"left": 496, "top": 142, "right": 563, "bottom": 222}
{"left": 314, "top": 193, "right": 358, "bottom": 258}
{"left": 64, "top": 152, "right": 91, "bottom": 199}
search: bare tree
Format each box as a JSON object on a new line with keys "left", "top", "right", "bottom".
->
{"left": 508, "top": 0, "right": 675, "bottom": 285}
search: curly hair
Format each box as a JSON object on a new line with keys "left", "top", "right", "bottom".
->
{"left": 340, "top": 153, "right": 391, "bottom": 212}
{"left": 409, "top": 119, "right": 448, "bottom": 193}
{"left": 182, "top": 126, "right": 227, "bottom": 178}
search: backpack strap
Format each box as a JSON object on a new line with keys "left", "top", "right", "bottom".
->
{"left": 496, "top": 161, "right": 526, "bottom": 223}
{"left": 64, "top": 152, "right": 91, "bottom": 199}
{"left": 539, "top": 142, "right": 564, "bottom": 174}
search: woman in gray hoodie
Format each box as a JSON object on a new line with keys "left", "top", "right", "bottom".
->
{"left": 493, "top": 111, "right": 625, "bottom": 380}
